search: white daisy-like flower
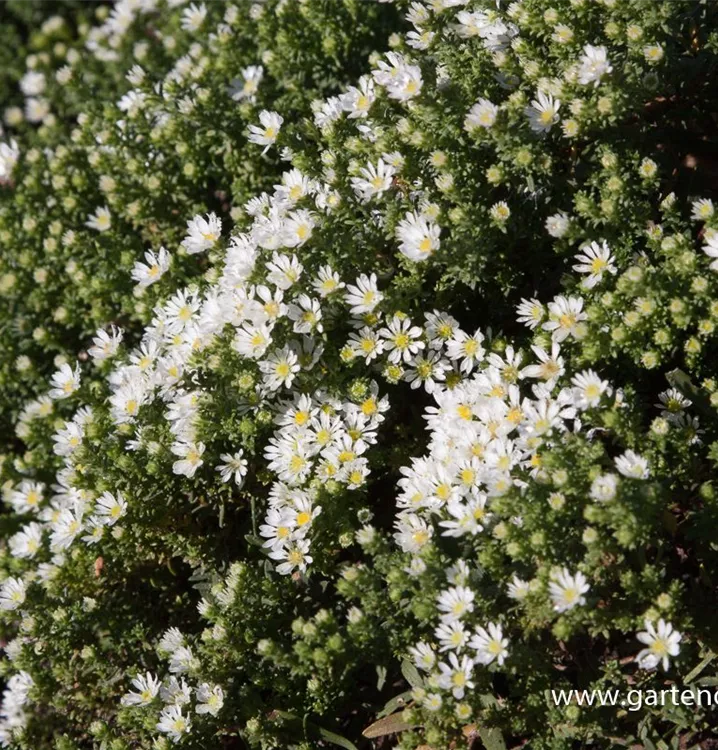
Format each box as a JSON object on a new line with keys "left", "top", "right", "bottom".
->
{"left": 216, "top": 450, "right": 248, "bottom": 487}
{"left": 636, "top": 619, "right": 681, "bottom": 671}
{"left": 469, "top": 622, "right": 509, "bottom": 666}
{"left": 572, "top": 241, "right": 616, "bottom": 288}
{"left": 248, "top": 110, "right": 283, "bottom": 153}
{"left": 614, "top": 450, "right": 649, "bottom": 479}
{"left": 548, "top": 568, "right": 589, "bottom": 612}
{"left": 577, "top": 44, "right": 612, "bottom": 86}
{"left": 121, "top": 672, "right": 161, "bottom": 707}
{"left": 525, "top": 90, "right": 560, "bottom": 133}
{"left": 85, "top": 206, "right": 111, "bottom": 232}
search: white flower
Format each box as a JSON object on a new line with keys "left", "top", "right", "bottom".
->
{"left": 615, "top": 450, "right": 649, "bottom": 479}
{"left": 525, "top": 90, "right": 560, "bottom": 133}
{"left": 231, "top": 65, "right": 264, "bottom": 102}
{"left": 9, "top": 481, "right": 44, "bottom": 515}
{"left": 131, "top": 247, "right": 171, "bottom": 288}
{"left": 287, "top": 295, "right": 323, "bottom": 334}
{"left": 85, "top": 206, "right": 111, "bottom": 232}
{"left": 157, "top": 704, "right": 191, "bottom": 742}
{"left": 348, "top": 327, "right": 385, "bottom": 364}
{"left": 0, "top": 139, "right": 20, "bottom": 183}
{"left": 656, "top": 388, "right": 691, "bottom": 415}
{"left": 50, "top": 506, "right": 84, "bottom": 551}
{"left": 516, "top": 298, "right": 545, "bottom": 330}
{"left": 312, "top": 265, "right": 344, "bottom": 298}
{"left": 571, "top": 369, "right": 610, "bottom": 408}
{"left": 259, "top": 346, "right": 300, "bottom": 390}
{"left": 548, "top": 568, "right": 589, "bottom": 612}
{"left": 117, "top": 90, "right": 146, "bottom": 116}
{"left": 379, "top": 316, "right": 424, "bottom": 364}
{"left": 396, "top": 212, "right": 441, "bottom": 261}
{"left": 195, "top": 683, "right": 224, "bottom": 716}
{"left": 282, "top": 210, "right": 315, "bottom": 248}
{"left": 9, "top": 523, "right": 43, "bottom": 559}
{"left": 692, "top": 198, "right": 714, "bottom": 222}
{"left": 490, "top": 201, "right": 510, "bottom": 223}
{"left": 470, "top": 623, "right": 509, "bottom": 666}
{"left": 636, "top": 619, "right": 681, "bottom": 671}
{"left": 434, "top": 620, "right": 469, "bottom": 652}
{"left": 437, "top": 653, "right": 475, "bottom": 699}
{"left": 121, "top": 672, "right": 161, "bottom": 707}
{"left": 507, "top": 575, "right": 530, "bottom": 600}
{"left": 158, "top": 628, "right": 185, "bottom": 654}
{"left": 20, "top": 71, "right": 46, "bottom": 96}
{"left": 572, "top": 241, "right": 616, "bottom": 288}
{"left": 643, "top": 44, "right": 664, "bottom": 64}
{"left": 268, "top": 538, "right": 313, "bottom": 575}
{"left": 423, "top": 693, "right": 443, "bottom": 711}
{"left": 464, "top": 98, "right": 498, "bottom": 131}
{"left": 233, "top": 323, "right": 273, "bottom": 359}
{"left": 345, "top": 273, "right": 383, "bottom": 315}
{"left": 171, "top": 441, "right": 206, "bottom": 478}
{"left": 702, "top": 232, "right": 718, "bottom": 271}
{"left": 546, "top": 212, "right": 570, "bottom": 238}
{"left": 408, "top": 641, "right": 436, "bottom": 672}
{"left": 590, "top": 473, "right": 618, "bottom": 502}
{"left": 350, "top": 159, "right": 395, "bottom": 202}
{"left": 88, "top": 326, "right": 124, "bottom": 362}
{"left": 216, "top": 451, "right": 248, "bottom": 487}
{"left": 181, "top": 2, "right": 207, "bottom": 31}
{"left": 49, "top": 363, "right": 81, "bottom": 400}
{"left": 93, "top": 491, "right": 127, "bottom": 526}
{"left": 169, "top": 646, "right": 197, "bottom": 675}
{"left": 446, "top": 329, "right": 484, "bottom": 373}
{"left": 248, "top": 110, "right": 283, "bottom": 153}
{"left": 542, "top": 295, "right": 586, "bottom": 342}
{"left": 437, "top": 586, "right": 475, "bottom": 623}
{"left": 577, "top": 44, "right": 612, "bottom": 86}
{"left": 393, "top": 514, "right": 433, "bottom": 553}
{"left": 372, "top": 52, "right": 423, "bottom": 101}
{"left": 0, "top": 577, "right": 26, "bottom": 611}
{"left": 405, "top": 351, "right": 448, "bottom": 394}
{"left": 160, "top": 676, "right": 192, "bottom": 706}
{"left": 182, "top": 212, "right": 221, "bottom": 254}
{"left": 340, "top": 75, "right": 375, "bottom": 118}
{"left": 265, "top": 252, "right": 303, "bottom": 289}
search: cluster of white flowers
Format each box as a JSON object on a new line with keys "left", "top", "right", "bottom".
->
{"left": 119, "top": 627, "right": 224, "bottom": 743}
{"left": 408, "top": 568, "right": 509, "bottom": 715}
{"left": 1, "top": 0, "right": 705, "bottom": 743}
{"left": 0, "top": 672, "right": 34, "bottom": 745}
{"left": 260, "top": 385, "right": 388, "bottom": 575}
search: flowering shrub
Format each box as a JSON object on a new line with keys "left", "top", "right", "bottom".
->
{"left": 0, "top": 0, "right": 398, "bottom": 446}
{"left": 2, "top": 1, "right": 718, "bottom": 749}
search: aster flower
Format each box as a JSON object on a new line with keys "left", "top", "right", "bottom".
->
{"left": 572, "top": 241, "right": 616, "bottom": 289}
{"left": 577, "top": 44, "right": 612, "bottom": 86}
{"left": 548, "top": 568, "right": 589, "bottom": 612}
{"left": 525, "top": 91, "right": 560, "bottom": 133}
{"left": 469, "top": 623, "right": 509, "bottom": 666}
{"left": 636, "top": 619, "right": 681, "bottom": 671}
{"left": 248, "top": 110, "right": 283, "bottom": 153}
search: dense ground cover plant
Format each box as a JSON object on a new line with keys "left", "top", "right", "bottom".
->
{"left": 0, "top": 0, "right": 399, "bottom": 448}
{"left": 2, "top": 0, "right": 718, "bottom": 748}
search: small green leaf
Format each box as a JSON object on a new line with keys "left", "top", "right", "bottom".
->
{"left": 400, "top": 658, "right": 424, "bottom": 689}
{"left": 377, "top": 691, "right": 412, "bottom": 719}
{"left": 317, "top": 727, "right": 358, "bottom": 749}
{"left": 376, "top": 665, "right": 387, "bottom": 691}
{"left": 363, "top": 713, "right": 419, "bottom": 739}
{"left": 685, "top": 652, "right": 715, "bottom": 683}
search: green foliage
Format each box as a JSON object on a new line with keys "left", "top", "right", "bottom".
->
{"left": 1, "top": 1, "right": 718, "bottom": 749}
